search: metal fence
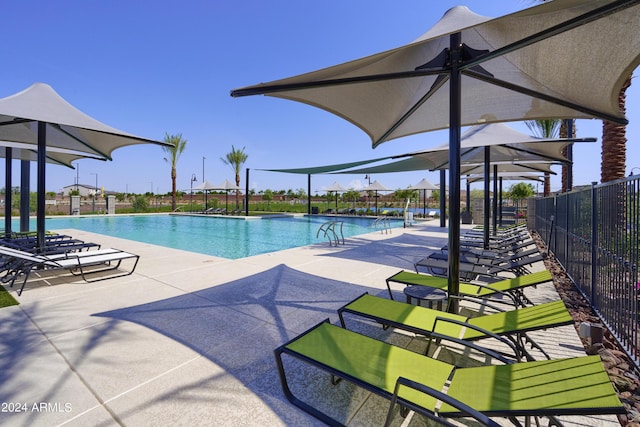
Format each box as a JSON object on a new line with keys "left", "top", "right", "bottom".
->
{"left": 530, "top": 176, "right": 640, "bottom": 367}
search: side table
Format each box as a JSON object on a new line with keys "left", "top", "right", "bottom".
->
{"left": 403, "top": 285, "right": 448, "bottom": 310}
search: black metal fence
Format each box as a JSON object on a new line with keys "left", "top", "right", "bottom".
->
{"left": 530, "top": 176, "right": 640, "bottom": 367}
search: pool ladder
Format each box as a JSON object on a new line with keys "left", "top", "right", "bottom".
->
{"left": 316, "top": 221, "right": 345, "bottom": 246}
{"left": 372, "top": 216, "right": 392, "bottom": 234}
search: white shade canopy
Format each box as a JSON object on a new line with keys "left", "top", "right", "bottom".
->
{"left": 0, "top": 140, "right": 106, "bottom": 168}
{"left": 232, "top": 0, "right": 639, "bottom": 148}
{"left": 362, "top": 180, "right": 391, "bottom": 192}
{"left": 0, "top": 83, "right": 169, "bottom": 159}
{"left": 192, "top": 180, "right": 219, "bottom": 191}
{"left": 324, "top": 181, "right": 348, "bottom": 192}
{"left": 215, "top": 179, "right": 239, "bottom": 191}
{"left": 409, "top": 178, "right": 438, "bottom": 190}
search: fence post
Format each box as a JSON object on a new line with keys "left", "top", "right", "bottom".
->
{"left": 590, "top": 181, "right": 598, "bottom": 303}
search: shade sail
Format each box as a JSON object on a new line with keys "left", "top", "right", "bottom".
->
{"left": 257, "top": 156, "right": 392, "bottom": 174}
{"left": 465, "top": 172, "right": 544, "bottom": 183}
{"left": 332, "top": 123, "right": 584, "bottom": 175}
{"left": 232, "top": 0, "right": 638, "bottom": 148}
{"left": 0, "top": 83, "right": 169, "bottom": 159}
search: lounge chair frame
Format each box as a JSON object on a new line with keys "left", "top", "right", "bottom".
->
{"left": 275, "top": 320, "right": 624, "bottom": 427}
{"left": 338, "top": 293, "right": 573, "bottom": 361}
{"left": 385, "top": 270, "right": 553, "bottom": 307}
{"left": 0, "top": 246, "right": 140, "bottom": 295}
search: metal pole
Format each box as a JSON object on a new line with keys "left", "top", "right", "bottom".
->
{"left": 483, "top": 147, "right": 490, "bottom": 248}
{"left": 492, "top": 164, "right": 498, "bottom": 236}
{"left": 20, "top": 160, "right": 30, "bottom": 232}
{"left": 447, "top": 32, "right": 462, "bottom": 312}
{"left": 307, "top": 174, "right": 311, "bottom": 215}
{"left": 439, "top": 169, "right": 446, "bottom": 228}
{"left": 245, "top": 168, "right": 250, "bottom": 216}
{"left": 590, "top": 181, "right": 598, "bottom": 303}
{"left": 202, "top": 156, "right": 206, "bottom": 182}
{"left": 37, "top": 121, "right": 46, "bottom": 252}
{"left": 4, "top": 149, "right": 12, "bottom": 237}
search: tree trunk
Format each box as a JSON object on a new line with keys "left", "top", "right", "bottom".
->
{"left": 560, "top": 121, "right": 576, "bottom": 193}
{"left": 171, "top": 167, "right": 177, "bottom": 211}
{"left": 235, "top": 173, "right": 240, "bottom": 208}
{"left": 601, "top": 75, "right": 631, "bottom": 183}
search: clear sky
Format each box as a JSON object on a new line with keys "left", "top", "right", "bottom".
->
{"left": 1, "top": 0, "right": 638, "bottom": 196}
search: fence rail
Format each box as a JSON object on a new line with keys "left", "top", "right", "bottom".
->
{"left": 530, "top": 176, "right": 640, "bottom": 368}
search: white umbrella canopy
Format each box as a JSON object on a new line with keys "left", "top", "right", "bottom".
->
{"left": 362, "top": 180, "right": 390, "bottom": 192}
{"left": 409, "top": 178, "right": 438, "bottom": 217}
{"left": 214, "top": 179, "right": 240, "bottom": 212}
{"left": 324, "top": 182, "right": 348, "bottom": 211}
{"left": 409, "top": 178, "right": 438, "bottom": 190}
{"left": 231, "top": 0, "right": 640, "bottom": 307}
{"left": 362, "top": 180, "right": 390, "bottom": 214}
{"left": 215, "top": 179, "right": 239, "bottom": 191}
{"left": 324, "top": 181, "right": 349, "bottom": 192}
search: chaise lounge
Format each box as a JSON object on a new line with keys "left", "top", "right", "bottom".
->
{"left": 386, "top": 269, "right": 554, "bottom": 307}
{"left": 338, "top": 293, "right": 573, "bottom": 361}
{"left": 275, "top": 320, "right": 624, "bottom": 426}
{"left": 0, "top": 245, "right": 140, "bottom": 295}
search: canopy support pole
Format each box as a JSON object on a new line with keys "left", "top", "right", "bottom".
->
{"left": 4, "top": 149, "right": 12, "bottom": 238}
{"left": 307, "top": 174, "right": 311, "bottom": 214}
{"left": 483, "top": 147, "right": 490, "bottom": 249}
{"left": 499, "top": 177, "right": 504, "bottom": 226}
{"left": 447, "top": 32, "right": 462, "bottom": 313}
{"left": 439, "top": 170, "right": 446, "bottom": 228}
{"left": 493, "top": 164, "right": 498, "bottom": 236}
{"left": 245, "top": 168, "right": 250, "bottom": 216}
{"left": 20, "top": 160, "right": 30, "bottom": 232}
{"left": 37, "top": 121, "right": 46, "bottom": 252}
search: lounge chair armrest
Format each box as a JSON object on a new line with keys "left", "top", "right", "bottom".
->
{"left": 430, "top": 317, "right": 521, "bottom": 362}
{"left": 385, "top": 376, "right": 500, "bottom": 427}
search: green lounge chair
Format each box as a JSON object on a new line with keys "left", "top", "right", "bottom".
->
{"left": 386, "top": 269, "right": 553, "bottom": 307}
{"left": 338, "top": 293, "right": 573, "bottom": 361}
{"left": 275, "top": 321, "right": 624, "bottom": 427}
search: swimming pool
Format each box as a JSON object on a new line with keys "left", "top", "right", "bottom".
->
{"left": 24, "top": 215, "right": 403, "bottom": 259}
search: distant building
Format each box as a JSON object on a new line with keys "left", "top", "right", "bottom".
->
{"left": 62, "top": 184, "right": 99, "bottom": 197}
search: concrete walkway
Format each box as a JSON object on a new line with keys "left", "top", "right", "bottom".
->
{"left": 0, "top": 220, "right": 621, "bottom": 426}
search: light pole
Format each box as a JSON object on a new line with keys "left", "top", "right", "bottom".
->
{"left": 190, "top": 174, "right": 197, "bottom": 212}
{"left": 90, "top": 172, "right": 98, "bottom": 214}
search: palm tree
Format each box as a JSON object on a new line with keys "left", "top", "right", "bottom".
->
{"left": 601, "top": 75, "right": 632, "bottom": 183}
{"left": 221, "top": 145, "right": 248, "bottom": 208}
{"left": 162, "top": 133, "right": 187, "bottom": 211}
{"left": 525, "top": 119, "right": 560, "bottom": 196}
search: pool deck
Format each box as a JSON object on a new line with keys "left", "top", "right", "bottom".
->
{"left": 0, "top": 220, "right": 621, "bottom": 426}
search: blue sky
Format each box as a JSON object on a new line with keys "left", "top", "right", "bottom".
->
{"left": 1, "top": 1, "right": 638, "bottom": 196}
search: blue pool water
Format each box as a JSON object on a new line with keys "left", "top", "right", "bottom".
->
{"left": 23, "top": 215, "right": 403, "bottom": 259}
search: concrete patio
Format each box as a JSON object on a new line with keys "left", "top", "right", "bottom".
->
{"left": 0, "top": 220, "right": 621, "bottom": 426}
